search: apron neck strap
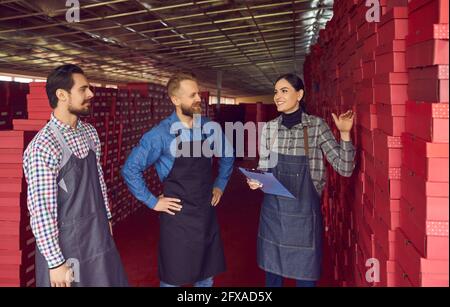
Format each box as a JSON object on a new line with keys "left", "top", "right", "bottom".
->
{"left": 303, "top": 126, "right": 309, "bottom": 157}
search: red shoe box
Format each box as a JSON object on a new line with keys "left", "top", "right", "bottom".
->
{"left": 13, "top": 119, "right": 47, "bottom": 131}
{"left": 408, "top": 65, "right": 449, "bottom": 102}
{"left": 378, "top": 7, "right": 408, "bottom": 46}
{"left": 0, "top": 164, "right": 24, "bottom": 178}
{"left": 409, "top": 0, "right": 449, "bottom": 37}
{"left": 376, "top": 103, "right": 406, "bottom": 136}
{"left": 372, "top": 212, "right": 397, "bottom": 260}
{"left": 362, "top": 52, "right": 377, "bottom": 79}
{"left": 387, "top": 260, "right": 414, "bottom": 287}
{"left": 408, "top": 23, "right": 449, "bottom": 46}
{"left": 0, "top": 245, "right": 35, "bottom": 266}
{"left": 395, "top": 228, "right": 449, "bottom": 286}
{"left": 356, "top": 84, "right": 375, "bottom": 104}
{"left": 0, "top": 131, "right": 36, "bottom": 149}
{"left": 402, "top": 133, "right": 449, "bottom": 182}
{"left": 362, "top": 28, "right": 379, "bottom": 55}
{"left": 375, "top": 40, "right": 407, "bottom": 75}
{"left": 374, "top": 72, "right": 408, "bottom": 85}
{"left": 372, "top": 237, "right": 389, "bottom": 287}
{"left": 0, "top": 192, "right": 26, "bottom": 209}
{"left": 405, "top": 101, "right": 449, "bottom": 142}
{"left": 374, "top": 178, "right": 401, "bottom": 225}
{"left": 27, "top": 112, "right": 51, "bottom": 121}
{"left": 0, "top": 148, "right": 26, "bottom": 164}
{"left": 0, "top": 263, "right": 35, "bottom": 287}
{"left": 356, "top": 212, "right": 375, "bottom": 258}
{"left": 400, "top": 197, "right": 449, "bottom": 258}
{"left": 373, "top": 129, "right": 403, "bottom": 167}
{"left": 406, "top": 39, "right": 449, "bottom": 68}
{"left": 375, "top": 172, "right": 401, "bottom": 208}
{"left": 359, "top": 127, "right": 375, "bottom": 156}
{"left": 375, "top": 83, "right": 408, "bottom": 105}
{"left": 401, "top": 166, "right": 449, "bottom": 210}
{"left": 356, "top": 104, "right": 377, "bottom": 131}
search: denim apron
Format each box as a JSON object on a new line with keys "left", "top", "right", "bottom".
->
{"left": 35, "top": 121, "right": 129, "bottom": 287}
{"left": 158, "top": 133, "right": 226, "bottom": 285}
{"left": 257, "top": 126, "right": 323, "bottom": 281}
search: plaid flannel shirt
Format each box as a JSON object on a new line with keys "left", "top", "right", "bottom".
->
{"left": 258, "top": 112, "right": 356, "bottom": 196}
{"left": 23, "top": 114, "right": 111, "bottom": 269}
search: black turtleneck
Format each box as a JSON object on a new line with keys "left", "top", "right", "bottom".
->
{"left": 281, "top": 107, "right": 302, "bottom": 129}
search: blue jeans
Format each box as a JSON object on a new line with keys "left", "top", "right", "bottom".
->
{"left": 160, "top": 277, "right": 214, "bottom": 287}
{"left": 265, "top": 271, "right": 316, "bottom": 288}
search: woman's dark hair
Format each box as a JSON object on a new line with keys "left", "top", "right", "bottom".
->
{"left": 46, "top": 64, "right": 85, "bottom": 108}
{"left": 275, "top": 73, "right": 307, "bottom": 112}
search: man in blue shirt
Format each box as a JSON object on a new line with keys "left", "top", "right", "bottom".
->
{"left": 121, "top": 72, "right": 234, "bottom": 287}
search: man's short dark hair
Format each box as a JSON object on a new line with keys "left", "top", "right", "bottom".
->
{"left": 46, "top": 64, "right": 85, "bottom": 108}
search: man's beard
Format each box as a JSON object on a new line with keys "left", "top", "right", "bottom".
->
{"left": 181, "top": 102, "right": 201, "bottom": 117}
{"left": 68, "top": 100, "right": 91, "bottom": 116}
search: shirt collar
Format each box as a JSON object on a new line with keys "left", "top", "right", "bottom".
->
{"left": 50, "top": 113, "right": 79, "bottom": 133}
{"left": 276, "top": 112, "right": 311, "bottom": 128}
{"left": 168, "top": 111, "right": 202, "bottom": 129}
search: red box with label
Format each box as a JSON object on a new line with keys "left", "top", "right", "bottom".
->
{"left": 408, "top": 65, "right": 449, "bottom": 102}
{"left": 408, "top": 80, "right": 449, "bottom": 103}
{"left": 395, "top": 227, "right": 449, "bottom": 286}
{"left": 409, "top": 22, "right": 449, "bottom": 46}
{"left": 400, "top": 197, "right": 449, "bottom": 258}
{"left": 402, "top": 133, "right": 449, "bottom": 182}
{"left": 405, "top": 101, "right": 449, "bottom": 143}
{"left": 375, "top": 163, "right": 402, "bottom": 198}
{"left": 373, "top": 129, "right": 402, "bottom": 167}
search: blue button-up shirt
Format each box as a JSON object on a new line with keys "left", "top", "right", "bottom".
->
{"left": 121, "top": 112, "right": 235, "bottom": 209}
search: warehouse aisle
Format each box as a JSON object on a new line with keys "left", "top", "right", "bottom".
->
{"left": 113, "top": 159, "right": 337, "bottom": 287}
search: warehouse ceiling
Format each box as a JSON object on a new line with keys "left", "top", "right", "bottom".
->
{"left": 0, "top": 0, "right": 333, "bottom": 96}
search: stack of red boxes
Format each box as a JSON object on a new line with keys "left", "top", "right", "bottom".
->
{"left": 371, "top": 6, "right": 409, "bottom": 287}
{"left": 13, "top": 82, "right": 49, "bottom": 131}
{"left": 398, "top": 0, "right": 449, "bottom": 286}
{"left": 0, "top": 81, "right": 9, "bottom": 130}
{"left": 0, "top": 131, "right": 37, "bottom": 287}
{"left": 304, "top": 0, "right": 448, "bottom": 287}
{"left": 0, "top": 82, "right": 29, "bottom": 131}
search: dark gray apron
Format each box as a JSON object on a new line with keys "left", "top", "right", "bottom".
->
{"left": 35, "top": 121, "right": 129, "bottom": 287}
{"left": 257, "top": 126, "right": 323, "bottom": 281}
{"left": 158, "top": 133, "right": 226, "bottom": 285}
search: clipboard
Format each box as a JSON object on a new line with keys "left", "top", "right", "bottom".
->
{"left": 239, "top": 167, "right": 296, "bottom": 199}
